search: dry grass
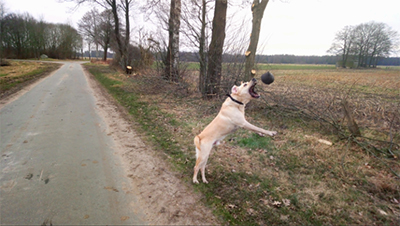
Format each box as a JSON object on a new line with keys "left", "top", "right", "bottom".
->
{"left": 257, "top": 68, "right": 400, "bottom": 144}
{"left": 87, "top": 63, "right": 400, "bottom": 225}
{"left": 1, "top": 60, "right": 44, "bottom": 77}
{"left": 0, "top": 60, "right": 61, "bottom": 98}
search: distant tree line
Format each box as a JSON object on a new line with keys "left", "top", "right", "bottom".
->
{"left": 0, "top": 12, "right": 82, "bottom": 59}
{"left": 376, "top": 57, "right": 400, "bottom": 66}
{"left": 328, "top": 21, "right": 399, "bottom": 68}
{"left": 179, "top": 52, "right": 399, "bottom": 66}
{"left": 82, "top": 50, "right": 114, "bottom": 59}
{"left": 255, "top": 54, "right": 338, "bottom": 65}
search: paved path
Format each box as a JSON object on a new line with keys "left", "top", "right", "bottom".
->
{"left": 0, "top": 62, "right": 145, "bottom": 225}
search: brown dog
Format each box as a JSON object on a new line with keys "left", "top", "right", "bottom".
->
{"left": 193, "top": 78, "right": 277, "bottom": 184}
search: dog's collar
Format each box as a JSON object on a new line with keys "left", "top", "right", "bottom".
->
{"left": 226, "top": 94, "right": 244, "bottom": 105}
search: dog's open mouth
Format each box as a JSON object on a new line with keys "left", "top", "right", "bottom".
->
{"left": 249, "top": 82, "right": 260, "bottom": 98}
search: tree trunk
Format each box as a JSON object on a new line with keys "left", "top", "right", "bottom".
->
{"left": 110, "top": 0, "right": 125, "bottom": 68}
{"left": 244, "top": 0, "right": 269, "bottom": 81}
{"left": 124, "top": 0, "right": 131, "bottom": 67}
{"left": 199, "top": 0, "right": 207, "bottom": 95}
{"left": 165, "top": 0, "right": 181, "bottom": 82}
{"left": 343, "top": 40, "right": 351, "bottom": 68}
{"left": 342, "top": 39, "right": 349, "bottom": 68}
{"left": 205, "top": 0, "right": 227, "bottom": 98}
{"left": 88, "top": 42, "right": 91, "bottom": 60}
{"left": 96, "top": 43, "right": 99, "bottom": 59}
{"left": 103, "top": 45, "right": 108, "bottom": 61}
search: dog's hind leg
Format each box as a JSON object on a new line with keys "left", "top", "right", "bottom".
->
{"left": 193, "top": 147, "right": 202, "bottom": 184}
{"left": 197, "top": 142, "right": 212, "bottom": 183}
{"left": 193, "top": 147, "right": 210, "bottom": 183}
{"left": 193, "top": 137, "right": 213, "bottom": 184}
{"left": 193, "top": 136, "right": 202, "bottom": 183}
{"left": 200, "top": 154, "right": 210, "bottom": 183}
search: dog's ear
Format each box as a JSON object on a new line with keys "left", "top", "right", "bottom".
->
{"left": 231, "top": 85, "right": 238, "bottom": 94}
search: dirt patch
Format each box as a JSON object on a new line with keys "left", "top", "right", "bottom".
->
{"left": 83, "top": 68, "right": 219, "bottom": 225}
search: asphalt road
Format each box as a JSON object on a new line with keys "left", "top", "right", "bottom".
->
{"left": 0, "top": 62, "right": 145, "bottom": 225}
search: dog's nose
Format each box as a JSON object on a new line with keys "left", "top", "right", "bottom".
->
{"left": 252, "top": 78, "right": 257, "bottom": 83}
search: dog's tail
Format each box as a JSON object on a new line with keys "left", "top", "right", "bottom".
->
{"left": 194, "top": 135, "right": 201, "bottom": 158}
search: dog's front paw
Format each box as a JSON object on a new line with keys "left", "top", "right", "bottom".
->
{"left": 193, "top": 178, "right": 199, "bottom": 184}
{"left": 267, "top": 131, "right": 277, "bottom": 137}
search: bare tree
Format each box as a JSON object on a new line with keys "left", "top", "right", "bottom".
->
{"left": 78, "top": 9, "right": 100, "bottom": 59}
{"left": 328, "top": 25, "right": 355, "bottom": 68}
{"left": 206, "top": 0, "right": 227, "bottom": 98}
{"left": 34, "top": 18, "right": 48, "bottom": 60}
{"left": 120, "top": 0, "right": 133, "bottom": 67}
{"left": 108, "top": 0, "right": 125, "bottom": 67}
{"left": 26, "top": 14, "right": 41, "bottom": 59}
{"left": 98, "top": 10, "right": 113, "bottom": 61}
{"left": 329, "top": 22, "right": 399, "bottom": 68}
{"left": 68, "top": 0, "right": 127, "bottom": 67}
{"left": 366, "top": 22, "right": 398, "bottom": 67}
{"left": 244, "top": 0, "right": 269, "bottom": 81}
{"left": 198, "top": 0, "right": 209, "bottom": 95}
{"left": 353, "top": 23, "right": 373, "bottom": 67}
{"left": 180, "top": 0, "right": 212, "bottom": 96}
{"left": 2, "top": 13, "right": 27, "bottom": 58}
{"left": 165, "top": 0, "right": 181, "bottom": 82}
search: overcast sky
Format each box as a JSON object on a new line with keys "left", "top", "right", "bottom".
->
{"left": 3, "top": 0, "right": 400, "bottom": 56}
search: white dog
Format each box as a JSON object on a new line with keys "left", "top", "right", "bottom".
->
{"left": 193, "top": 78, "right": 277, "bottom": 184}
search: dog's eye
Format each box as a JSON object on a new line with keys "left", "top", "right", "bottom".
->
{"left": 244, "top": 84, "right": 247, "bottom": 87}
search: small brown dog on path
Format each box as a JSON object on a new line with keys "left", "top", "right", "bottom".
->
{"left": 193, "top": 78, "right": 277, "bottom": 184}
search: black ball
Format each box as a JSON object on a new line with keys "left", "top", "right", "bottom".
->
{"left": 261, "top": 71, "right": 274, "bottom": 85}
